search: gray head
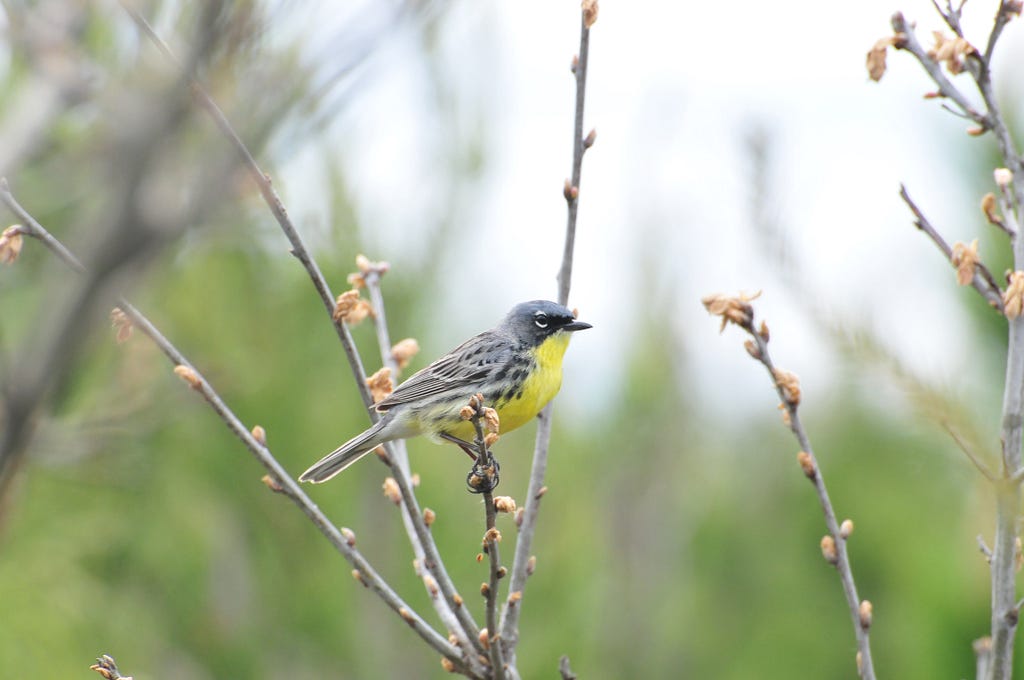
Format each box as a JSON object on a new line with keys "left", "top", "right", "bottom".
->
{"left": 500, "top": 300, "right": 592, "bottom": 347}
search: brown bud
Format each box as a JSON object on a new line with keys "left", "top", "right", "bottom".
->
{"left": 859, "top": 600, "right": 873, "bottom": 629}
{"left": 476, "top": 553, "right": 484, "bottom": 563}
{"left": 452, "top": 593, "right": 464, "bottom": 607}
{"left": 109, "top": 307, "right": 133, "bottom": 344}
{"left": 494, "top": 496, "right": 517, "bottom": 514}
{"left": 260, "top": 475, "right": 283, "bottom": 493}
{"left": 527, "top": 555, "right": 537, "bottom": 575}
{"left": 173, "top": 365, "right": 202, "bottom": 389}
{"left": 480, "top": 582, "right": 490, "bottom": 597}
{"left": 485, "top": 527, "right": 502, "bottom": 544}
{"left": 582, "top": 0, "right": 599, "bottom": 27}
{"left": 352, "top": 569, "right": 367, "bottom": 586}
{"left": 839, "top": 519, "right": 854, "bottom": 539}
{"left": 497, "top": 566, "right": 507, "bottom": 578}
{"left": 483, "top": 407, "right": 501, "bottom": 434}
{"left": 332, "top": 289, "right": 361, "bottom": 322}
{"left": 391, "top": 338, "right": 420, "bottom": 370}
{"left": 440, "top": 657, "right": 456, "bottom": 673}
{"left": 423, "top": 507, "right": 436, "bottom": 527}
{"left": 866, "top": 36, "right": 895, "bottom": 81}
{"left": 797, "top": 451, "right": 816, "bottom": 479}
{"left": 515, "top": 507, "right": 525, "bottom": 527}
{"left": 821, "top": 535, "right": 839, "bottom": 565}
{"left": 758, "top": 320, "right": 770, "bottom": 342}
{"left": 0, "top": 225, "right": 23, "bottom": 264}
{"left": 250, "top": 425, "right": 267, "bottom": 445}
{"left": 583, "top": 128, "right": 597, "bottom": 148}
{"left": 382, "top": 477, "right": 401, "bottom": 505}
{"left": 460, "top": 405, "right": 475, "bottom": 420}
{"left": 981, "top": 194, "right": 1003, "bottom": 228}
{"left": 341, "top": 527, "right": 356, "bottom": 546}
{"left": 773, "top": 368, "right": 801, "bottom": 407}
{"left": 1004, "top": 272, "right": 1024, "bottom": 319}
{"left": 346, "top": 271, "right": 366, "bottom": 288}
{"left": 995, "top": 168, "right": 1014, "bottom": 188}
{"left": 537, "top": 486, "right": 548, "bottom": 499}
{"left": 478, "top": 628, "right": 491, "bottom": 650}
{"left": 484, "top": 432, "right": 500, "bottom": 448}
{"left": 423, "top": 574, "right": 439, "bottom": 597}
{"left": 355, "top": 253, "right": 372, "bottom": 272}
{"left": 952, "top": 240, "right": 981, "bottom": 286}
{"left": 701, "top": 291, "right": 760, "bottom": 331}
{"left": 411, "top": 473, "right": 420, "bottom": 487}
{"left": 743, "top": 339, "right": 761, "bottom": 360}
{"left": 399, "top": 607, "right": 414, "bottom": 624}
{"left": 367, "top": 367, "right": 394, "bottom": 403}
{"left": 508, "top": 590, "right": 523, "bottom": 604}
{"left": 967, "top": 126, "right": 987, "bottom": 136}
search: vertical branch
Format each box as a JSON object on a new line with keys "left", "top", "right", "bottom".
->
{"left": 879, "top": 6, "right": 1024, "bottom": 675}
{"left": 502, "top": 3, "right": 597, "bottom": 659}
{"left": 702, "top": 294, "right": 876, "bottom": 679}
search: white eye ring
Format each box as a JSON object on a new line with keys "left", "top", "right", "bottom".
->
{"left": 534, "top": 313, "right": 549, "bottom": 329}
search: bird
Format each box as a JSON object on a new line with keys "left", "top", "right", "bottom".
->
{"left": 299, "top": 300, "right": 592, "bottom": 483}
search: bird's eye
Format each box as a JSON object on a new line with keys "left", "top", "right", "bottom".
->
{"left": 534, "top": 313, "right": 549, "bottom": 329}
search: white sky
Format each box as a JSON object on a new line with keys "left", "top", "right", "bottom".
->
{"left": 280, "top": 0, "right": 1024, "bottom": 421}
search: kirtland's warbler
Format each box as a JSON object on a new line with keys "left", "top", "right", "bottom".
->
{"left": 299, "top": 300, "right": 591, "bottom": 483}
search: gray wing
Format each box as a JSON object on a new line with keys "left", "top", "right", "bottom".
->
{"left": 375, "top": 331, "right": 513, "bottom": 411}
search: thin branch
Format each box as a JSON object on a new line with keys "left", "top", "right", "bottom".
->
{"left": 465, "top": 397, "right": 507, "bottom": 679}
{"left": 558, "top": 655, "right": 578, "bottom": 680}
{"left": 898, "top": 184, "right": 1005, "bottom": 312}
{"left": 361, "top": 265, "right": 486, "bottom": 663}
{"left": 941, "top": 421, "right": 997, "bottom": 481}
{"left": 502, "top": 5, "right": 596, "bottom": 656}
{"left": 90, "top": 654, "right": 131, "bottom": 680}
{"left": 890, "top": 12, "right": 987, "bottom": 128}
{"left": 979, "top": 535, "right": 994, "bottom": 561}
{"left": 703, "top": 296, "right": 876, "bottom": 679}
{"left": 119, "top": 1, "right": 376, "bottom": 411}
{"left": 4, "top": 191, "right": 470, "bottom": 673}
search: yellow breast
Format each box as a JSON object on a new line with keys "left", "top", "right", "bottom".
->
{"left": 494, "top": 331, "right": 572, "bottom": 433}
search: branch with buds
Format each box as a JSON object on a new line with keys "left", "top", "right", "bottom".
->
{"left": 871, "top": 4, "right": 1024, "bottom": 677}
{"left": 463, "top": 394, "right": 511, "bottom": 678}
{"left": 501, "top": 3, "right": 597, "bottom": 671}
{"left": 703, "top": 293, "right": 877, "bottom": 680}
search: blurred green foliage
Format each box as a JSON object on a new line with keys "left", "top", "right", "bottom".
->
{"left": 1, "top": 2, "right": 1022, "bottom": 679}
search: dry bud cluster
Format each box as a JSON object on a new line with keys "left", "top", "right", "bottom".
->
{"left": 701, "top": 291, "right": 760, "bottom": 331}
{"left": 391, "top": 338, "right": 420, "bottom": 370}
{"left": 866, "top": 33, "right": 907, "bottom": 81}
{"left": 109, "top": 307, "right": 133, "bottom": 344}
{"left": 347, "top": 253, "right": 390, "bottom": 288}
{"left": 332, "top": 288, "right": 374, "bottom": 325}
{"left": 250, "top": 424, "right": 267, "bottom": 445}
{"left": 582, "top": 0, "right": 599, "bottom": 28}
{"left": 367, "top": 367, "right": 394, "bottom": 403}
{"left": 382, "top": 477, "right": 401, "bottom": 505}
{"left": 1004, "top": 272, "right": 1024, "bottom": 319}
{"left": 0, "top": 225, "right": 23, "bottom": 264}
{"left": 951, "top": 240, "right": 980, "bottom": 286}
{"left": 927, "top": 32, "right": 977, "bottom": 75}
{"left": 494, "top": 496, "right": 517, "bottom": 514}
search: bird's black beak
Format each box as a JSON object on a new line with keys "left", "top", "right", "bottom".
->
{"left": 563, "top": 320, "right": 592, "bottom": 332}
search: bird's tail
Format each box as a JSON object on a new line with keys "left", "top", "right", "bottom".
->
{"left": 299, "top": 417, "right": 390, "bottom": 483}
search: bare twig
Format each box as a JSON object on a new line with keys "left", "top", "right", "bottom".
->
{"left": 703, "top": 295, "right": 876, "bottom": 679}
{"left": 4, "top": 190, "right": 470, "bottom": 675}
{"left": 898, "top": 184, "right": 1004, "bottom": 311}
{"left": 941, "top": 421, "right": 997, "bottom": 482}
{"left": 502, "top": 3, "right": 596, "bottom": 655}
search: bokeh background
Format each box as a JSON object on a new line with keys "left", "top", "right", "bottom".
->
{"left": 2, "top": 0, "right": 1024, "bottom": 677}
